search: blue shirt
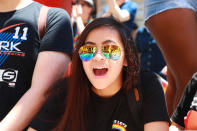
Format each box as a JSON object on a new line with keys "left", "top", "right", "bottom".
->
{"left": 104, "top": 0, "right": 137, "bottom": 32}
{"left": 120, "top": 0, "right": 137, "bottom": 32}
{"left": 135, "top": 27, "right": 166, "bottom": 76}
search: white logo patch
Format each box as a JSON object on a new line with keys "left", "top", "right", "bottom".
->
{"left": 0, "top": 69, "right": 18, "bottom": 87}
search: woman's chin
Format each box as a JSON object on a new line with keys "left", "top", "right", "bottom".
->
{"left": 91, "top": 85, "right": 109, "bottom": 97}
{"left": 92, "top": 84, "right": 108, "bottom": 90}
{"left": 90, "top": 81, "right": 111, "bottom": 91}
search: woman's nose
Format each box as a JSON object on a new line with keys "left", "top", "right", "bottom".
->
{"left": 93, "top": 50, "right": 105, "bottom": 61}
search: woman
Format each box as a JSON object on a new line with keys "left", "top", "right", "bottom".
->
{"left": 29, "top": 18, "right": 169, "bottom": 131}
{"left": 144, "top": 0, "right": 197, "bottom": 116}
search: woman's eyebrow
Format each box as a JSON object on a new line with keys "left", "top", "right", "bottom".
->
{"left": 84, "top": 41, "right": 96, "bottom": 45}
{"left": 84, "top": 40, "right": 118, "bottom": 45}
{"left": 102, "top": 40, "right": 117, "bottom": 45}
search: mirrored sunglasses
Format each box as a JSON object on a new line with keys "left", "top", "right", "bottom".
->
{"left": 78, "top": 44, "right": 121, "bottom": 61}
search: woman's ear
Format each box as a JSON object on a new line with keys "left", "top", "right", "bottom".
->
{"left": 123, "top": 58, "right": 128, "bottom": 66}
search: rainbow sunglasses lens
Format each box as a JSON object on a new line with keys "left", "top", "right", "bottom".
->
{"left": 102, "top": 45, "right": 121, "bottom": 60}
{"left": 79, "top": 45, "right": 97, "bottom": 61}
{"left": 79, "top": 45, "right": 121, "bottom": 61}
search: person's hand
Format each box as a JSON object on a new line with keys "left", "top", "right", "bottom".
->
{"left": 106, "top": 0, "right": 116, "bottom": 8}
{"left": 72, "top": 4, "right": 82, "bottom": 19}
{"left": 106, "top": 0, "right": 116, "bottom": 4}
{"left": 71, "top": 5, "right": 77, "bottom": 19}
{"left": 75, "top": 4, "right": 83, "bottom": 17}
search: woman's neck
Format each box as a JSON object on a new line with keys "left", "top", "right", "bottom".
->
{"left": 92, "top": 85, "right": 121, "bottom": 98}
{"left": 92, "top": 73, "right": 123, "bottom": 98}
{"left": 0, "top": 0, "right": 33, "bottom": 12}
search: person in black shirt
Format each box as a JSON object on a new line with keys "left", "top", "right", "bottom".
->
{"left": 30, "top": 17, "right": 169, "bottom": 131}
{"left": 0, "top": 0, "right": 73, "bottom": 130}
{"left": 170, "top": 72, "right": 197, "bottom": 130}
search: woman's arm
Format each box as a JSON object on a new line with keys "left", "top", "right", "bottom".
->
{"left": 106, "top": 0, "right": 130, "bottom": 22}
{"left": 144, "top": 121, "right": 169, "bottom": 131}
{"left": 27, "top": 127, "right": 37, "bottom": 131}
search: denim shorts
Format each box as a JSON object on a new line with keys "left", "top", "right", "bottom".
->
{"left": 144, "top": 0, "right": 197, "bottom": 21}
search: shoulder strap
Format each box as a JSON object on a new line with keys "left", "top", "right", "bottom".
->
{"left": 38, "top": 5, "right": 50, "bottom": 39}
{"left": 33, "top": 5, "right": 50, "bottom": 60}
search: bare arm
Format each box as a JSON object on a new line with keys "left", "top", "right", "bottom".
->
{"left": 75, "top": 16, "right": 85, "bottom": 34}
{"left": 102, "top": 7, "right": 111, "bottom": 17}
{"left": 27, "top": 127, "right": 37, "bottom": 131}
{"left": 0, "top": 51, "right": 70, "bottom": 131}
{"left": 72, "top": 4, "right": 85, "bottom": 34}
{"left": 144, "top": 121, "right": 169, "bottom": 131}
{"left": 106, "top": 0, "right": 130, "bottom": 22}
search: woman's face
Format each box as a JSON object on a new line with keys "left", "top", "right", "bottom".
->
{"left": 81, "top": 26, "right": 127, "bottom": 97}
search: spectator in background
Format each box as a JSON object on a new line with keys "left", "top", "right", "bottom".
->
{"left": 135, "top": 27, "right": 167, "bottom": 80}
{"left": 103, "top": 0, "right": 137, "bottom": 34}
{"left": 71, "top": 0, "right": 95, "bottom": 49}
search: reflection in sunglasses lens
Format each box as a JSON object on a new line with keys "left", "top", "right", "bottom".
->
{"left": 79, "top": 45, "right": 121, "bottom": 61}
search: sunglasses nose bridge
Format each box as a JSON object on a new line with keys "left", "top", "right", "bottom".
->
{"left": 93, "top": 49, "right": 105, "bottom": 61}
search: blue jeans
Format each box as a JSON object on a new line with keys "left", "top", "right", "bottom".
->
{"left": 144, "top": 0, "right": 197, "bottom": 21}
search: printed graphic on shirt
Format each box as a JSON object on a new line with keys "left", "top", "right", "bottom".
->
{"left": 0, "top": 23, "right": 28, "bottom": 66}
{"left": 0, "top": 68, "right": 18, "bottom": 87}
{"left": 191, "top": 93, "right": 197, "bottom": 110}
{"left": 112, "top": 120, "right": 127, "bottom": 131}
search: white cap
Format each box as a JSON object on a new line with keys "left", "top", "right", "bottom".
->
{"left": 83, "top": 0, "right": 94, "bottom": 8}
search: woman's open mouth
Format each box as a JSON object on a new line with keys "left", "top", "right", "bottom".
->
{"left": 93, "top": 67, "right": 108, "bottom": 76}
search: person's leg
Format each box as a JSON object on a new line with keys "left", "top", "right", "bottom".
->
{"left": 145, "top": 8, "right": 197, "bottom": 114}
{"left": 166, "top": 68, "right": 177, "bottom": 116}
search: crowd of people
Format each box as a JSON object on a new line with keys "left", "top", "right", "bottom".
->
{"left": 0, "top": 0, "right": 196, "bottom": 130}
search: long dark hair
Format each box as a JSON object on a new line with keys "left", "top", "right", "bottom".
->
{"left": 55, "top": 17, "right": 140, "bottom": 131}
